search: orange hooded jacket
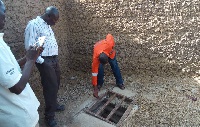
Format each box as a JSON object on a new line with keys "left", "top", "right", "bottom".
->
{"left": 92, "top": 34, "right": 116, "bottom": 86}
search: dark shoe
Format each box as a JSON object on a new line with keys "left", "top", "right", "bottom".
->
{"left": 45, "top": 118, "right": 57, "bottom": 127}
{"left": 117, "top": 84, "right": 125, "bottom": 90}
{"left": 56, "top": 104, "right": 65, "bottom": 112}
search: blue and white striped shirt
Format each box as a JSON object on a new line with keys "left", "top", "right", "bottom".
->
{"left": 24, "top": 16, "right": 58, "bottom": 64}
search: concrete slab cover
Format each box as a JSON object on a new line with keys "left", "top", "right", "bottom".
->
{"left": 72, "top": 112, "right": 116, "bottom": 127}
{"left": 112, "top": 87, "right": 137, "bottom": 98}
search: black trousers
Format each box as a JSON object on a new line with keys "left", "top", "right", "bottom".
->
{"left": 36, "top": 56, "right": 61, "bottom": 119}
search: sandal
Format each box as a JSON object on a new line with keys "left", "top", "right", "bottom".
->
{"left": 117, "top": 84, "right": 125, "bottom": 90}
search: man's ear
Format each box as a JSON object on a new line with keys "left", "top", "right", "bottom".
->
{"left": 46, "top": 14, "right": 52, "bottom": 20}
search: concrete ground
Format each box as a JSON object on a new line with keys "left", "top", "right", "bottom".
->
{"left": 36, "top": 71, "right": 200, "bottom": 127}
{"left": 66, "top": 87, "right": 138, "bottom": 127}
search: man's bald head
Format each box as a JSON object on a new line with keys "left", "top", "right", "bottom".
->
{"left": 42, "top": 6, "right": 59, "bottom": 26}
{"left": 45, "top": 6, "right": 59, "bottom": 17}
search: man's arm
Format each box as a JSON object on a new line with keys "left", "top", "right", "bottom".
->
{"left": 9, "top": 60, "right": 35, "bottom": 94}
{"left": 109, "top": 48, "right": 116, "bottom": 59}
{"left": 92, "top": 56, "right": 100, "bottom": 98}
{"left": 92, "top": 57, "right": 99, "bottom": 86}
{"left": 24, "top": 22, "right": 44, "bottom": 64}
{"left": 17, "top": 56, "right": 26, "bottom": 67}
{"left": 9, "top": 46, "right": 43, "bottom": 94}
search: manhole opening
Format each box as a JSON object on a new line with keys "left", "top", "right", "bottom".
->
{"left": 85, "top": 90, "right": 134, "bottom": 126}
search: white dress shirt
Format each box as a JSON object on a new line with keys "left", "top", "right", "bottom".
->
{"left": 24, "top": 16, "right": 58, "bottom": 64}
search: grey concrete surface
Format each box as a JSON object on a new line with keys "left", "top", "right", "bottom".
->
{"left": 67, "top": 87, "right": 138, "bottom": 127}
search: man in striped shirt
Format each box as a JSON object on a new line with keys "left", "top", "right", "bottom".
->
{"left": 24, "top": 6, "right": 64, "bottom": 127}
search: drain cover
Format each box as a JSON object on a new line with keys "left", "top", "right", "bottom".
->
{"left": 85, "top": 90, "right": 135, "bottom": 127}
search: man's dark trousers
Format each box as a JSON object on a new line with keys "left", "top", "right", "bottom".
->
{"left": 36, "top": 56, "right": 61, "bottom": 120}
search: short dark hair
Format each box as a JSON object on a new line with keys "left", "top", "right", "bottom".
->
{"left": 99, "top": 52, "right": 108, "bottom": 64}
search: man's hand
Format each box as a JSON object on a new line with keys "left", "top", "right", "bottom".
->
{"left": 26, "top": 46, "right": 44, "bottom": 61}
{"left": 93, "top": 86, "right": 99, "bottom": 98}
{"left": 36, "top": 46, "right": 44, "bottom": 55}
{"left": 9, "top": 46, "right": 43, "bottom": 95}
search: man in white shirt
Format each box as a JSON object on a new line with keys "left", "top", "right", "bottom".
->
{"left": 0, "top": 1, "right": 43, "bottom": 127}
{"left": 24, "top": 6, "right": 64, "bottom": 127}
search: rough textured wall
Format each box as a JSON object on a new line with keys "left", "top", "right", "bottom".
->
{"left": 2, "top": 0, "right": 70, "bottom": 83}
{"left": 66, "top": 0, "right": 200, "bottom": 76}
{"left": 2, "top": 0, "right": 200, "bottom": 79}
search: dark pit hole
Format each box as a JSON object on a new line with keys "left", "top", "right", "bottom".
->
{"left": 90, "top": 98, "right": 108, "bottom": 113}
{"left": 87, "top": 91, "right": 133, "bottom": 125}
{"left": 99, "top": 103, "right": 115, "bottom": 118}
{"left": 109, "top": 106, "right": 127, "bottom": 124}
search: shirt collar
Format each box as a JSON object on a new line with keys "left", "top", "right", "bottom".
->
{"left": 36, "top": 16, "right": 48, "bottom": 25}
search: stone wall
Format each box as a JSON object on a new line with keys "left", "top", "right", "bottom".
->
{"left": 2, "top": 0, "right": 200, "bottom": 80}
{"left": 2, "top": 0, "right": 70, "bottom": 83}
{"left": 66, "top": 0, "right": 200, "bottom": 76}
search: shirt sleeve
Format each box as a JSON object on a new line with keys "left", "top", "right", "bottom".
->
{"left": 108, "top": 40, "right": 116, "bottom": 59}
{"left": 92, "top": 54, "right": 99, "bottom": 86}
{"left": 109, "top": 49, "right": 116, "bottom": 59}
{"left": 24, "top": 21, "right": 44, "bottom": 64}
{"left": 0, "top": 47, "right": 22, "bottom": 89}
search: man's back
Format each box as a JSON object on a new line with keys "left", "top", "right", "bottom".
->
{"left": 93, "top": 34, "right": 115, "bottom": 58}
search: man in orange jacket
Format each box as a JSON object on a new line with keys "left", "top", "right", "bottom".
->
{"left": 92, "top": 34, "right": 125, "bottom": 98}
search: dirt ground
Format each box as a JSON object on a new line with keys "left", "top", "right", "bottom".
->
{"left": 33, "top": 70, "right": 200, "bottom": 127}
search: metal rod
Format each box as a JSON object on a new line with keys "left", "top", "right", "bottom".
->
{"left": 117, "top": 103, "right": 134, "bottom": 127}
{"left": 87, "top": 91, "right": 108, "bottom": 111}
{"left": 96, "top": 93, "right": 116, "bottom": 115}
{"left": 102, "top": 103, "right": 125, "bottom": 117}
{"left": 106, "top": 96, "right": 126, "bottom": 121}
